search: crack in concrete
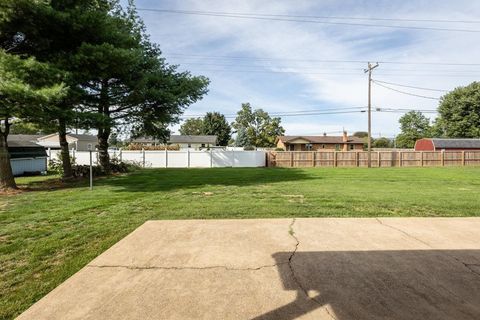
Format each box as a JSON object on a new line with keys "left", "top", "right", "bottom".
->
{"left": 87, "top": 263, "right": 288, "bottom": 271}
{"left": 375, "top": 218, "right": 480, "bottom": 277}
{"left": 286, "top": 218, "right": 338, "bottom": 320}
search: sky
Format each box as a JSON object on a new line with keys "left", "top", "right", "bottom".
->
{"left": 126, "top": 0, "right": 480, "bottom": 138}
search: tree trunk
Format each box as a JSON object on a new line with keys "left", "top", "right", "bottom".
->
{"left": 97, "top": 128, "right": 110, "bottom": 174}
{"left": 97, "top": 80, "right": 111, "bottom": 174}
{"left": 0, "top": 118, "right": 17, "bottom": 190}
{"left": 58, "top": 117, "right": 73, "bottom": 180}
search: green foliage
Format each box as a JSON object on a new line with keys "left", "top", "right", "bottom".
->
{"left": 396, "top": 111, "right": 432, "bottom": 148}
{"left": 179, "top": 118, "right": 203, "bottom": 135}
{"left": 48, "top": 152, "right": 76, "bottom": 175}
{"left": 235, "top": 127, "right": 251, "bottom": 147}
{"left": 243, "top": 145, "right": 255, "bottom": 151}
{"left": 372, "top": 137, "right": 393, "bottom": 148}
{"left": 232, "top": 103, "right": 285, "bottom": 147}
{"left": 202, "top": 112, "right": 231, "bottom": 146}
{"left": 178, "top": 112, "right": 232, "bottom": 146}
{"left": 436, "top": 82, "right": 480, "bottom": 138}
{"left": 0, "top": 50, "right": 66, "bottom": 118}
{"left": 10, "top": 119, "right": 56, "bottom": 134}
{"left": 353, "top": 131, "right": 368, "bottom": 138}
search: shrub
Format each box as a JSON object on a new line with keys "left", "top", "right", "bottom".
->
{"left": 48, "top": 152, "right": 76, "bottom": 174}
{"left": 243, "top": 145, "right": 255, "bottom": 151}
{"left": 274, "top": 147, "right": 285, "bottom": 151}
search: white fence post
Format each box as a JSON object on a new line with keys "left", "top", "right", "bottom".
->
{"left": 119, "top": 148, "right": 122, "bottom": 162}
{"left": 210, "top": 149, "right": 213, "bottom": 168}
{"left": 142, "top": 148, "right": 145, "bottom": 168}
{"left": 165, "top": 149, "right": 168, "bottom": 168}
{"left": 187, "top": 149, "right": 190, "bottom": 168}
{"left": 231, "top": 150, "right": 235, "bottom": 167}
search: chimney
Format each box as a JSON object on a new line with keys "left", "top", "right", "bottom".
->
{"left": 342, "top": 130, "right": 348, "bottom": 142}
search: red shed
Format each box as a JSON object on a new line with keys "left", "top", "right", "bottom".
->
{"left": 415, "top": 138, "right": 480, "bottom": 151}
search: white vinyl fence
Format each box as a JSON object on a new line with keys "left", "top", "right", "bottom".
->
{"left": 47, "top": 149, "right": 266, "bottom": 168}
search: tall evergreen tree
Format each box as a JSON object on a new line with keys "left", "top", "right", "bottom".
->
{"left": 202, "top": 112, "right": 231, "bottom": 146}
{"left": 0, "top": 51, "right": 65, "bottom": 189}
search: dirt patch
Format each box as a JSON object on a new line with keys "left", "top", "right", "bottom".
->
{"left": 282, "top": 194, "right": 305, "bottom": 204}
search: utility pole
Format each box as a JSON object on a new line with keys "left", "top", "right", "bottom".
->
{"left": 364, "top": 62, "right": 379, "bottom": 168}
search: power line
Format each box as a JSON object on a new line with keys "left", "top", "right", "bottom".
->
{"left": 151, "top": 9, "right": 480, "bottom": 24}
{"left": 175, "top": 62, "right": 480, "bottom": 73}
{"left": 180, "top": 109, "right": 367, "bottom": 119}
{"left": 372, "top": 81, "right": 442, "bottom": 100}
{"left": 137, "top": 8, "right": 480, "bottom": 33}
{"left": 181, "top": 106, "right": 438, "bottom": 119}
{"left": 165, "top": 53, "right": 480, "bottom": 66}
{"left": 184, "top": 68, "right": 479, "bottom": 78}
{"left": 372, "top": 79, "right": 449, "bottom": 92}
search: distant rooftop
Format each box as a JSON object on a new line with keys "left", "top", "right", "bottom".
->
{"left": 277, "top": 135, "right": 364, "bottom": 144}
{"left": 431, "top": 138, "right": 480, "bottom": 149}
{"left": 169, "top": 135, "right": 217, "bottom": 144}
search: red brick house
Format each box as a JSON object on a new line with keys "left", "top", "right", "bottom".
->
{"left": 415, "top": 138, "right": 480, "bottom": 151}
{"left": 275, "top": 132, "right": 364, "bottom": 151}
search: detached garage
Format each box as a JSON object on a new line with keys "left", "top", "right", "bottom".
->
{"left": 415, "top": 138, "right": 480, "bottom": 151}
{"left": 8, "top": 139, "right": 48, "bottom": 176}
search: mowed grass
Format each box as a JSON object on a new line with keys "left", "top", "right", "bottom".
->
{"left": 1, "top": 167, "right": 480, "bottom": 319}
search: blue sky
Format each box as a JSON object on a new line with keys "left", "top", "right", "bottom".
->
{"left": 127, "top": 0, "right": 480, "bottom": 137}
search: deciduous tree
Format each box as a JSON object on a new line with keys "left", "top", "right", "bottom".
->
{"left": 232, "top": 103, "right": 285, "bottom": 147}
{"left": 395, "top": 111, "right": 432, "bottom": 148}
{"left": 179, "top": 118, "right": 203, "bottom": 135}
{"left": 436, "top": 82, "right": 480, "bottom": 138}
{"left": 0, "top": 51, "right": 65, "bottom": 189}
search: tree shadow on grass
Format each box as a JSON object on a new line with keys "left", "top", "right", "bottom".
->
{"left": 94, "top": 168, "right": 318, "bottom": 192}
{"left": 253, "top": 250, "right": 480, "bottom": 320}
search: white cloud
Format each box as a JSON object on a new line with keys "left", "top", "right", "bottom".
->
{"left": 136, "top": 0, "right": 480, "bottom": 137}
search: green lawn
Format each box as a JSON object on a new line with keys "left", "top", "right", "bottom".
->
{"left": 1, "top": 167, "right": 480, "bottom": 319}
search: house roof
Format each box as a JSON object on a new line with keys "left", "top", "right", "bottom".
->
{"left": 277, "top": 135, "right": 364, "bottom": 144}
{"left": 68, "top": 134, "right": 98, "bottom": 142}
{"left": 7, "top": 138, "right": 47, "bottom": 159}
{"left": 431, "top": 138, "right": 480, "bottom": 149}
{"left": 131, "top": 136, "right": 163, "bottom": 144}
{"left": 37, "top": 133, "right": 97, "bottom": 142}
{"left": 168, "top": 135, "right": 218, "bottom": 144}
{"left": 7, "top": 134, "right": 43, "bottom": 143}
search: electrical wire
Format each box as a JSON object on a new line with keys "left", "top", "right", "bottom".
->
{"left": 372, "top": 80, "right": 449, "bottom": 92}
{"left": 143, "top": 9, "right": 480, "bottom": 24}
{"left": 165, "top": 53, "right": 480, "bottom": 66}
{"left": 372, "top": 81, "right": 442, "bottom": 100}
{"left": 137, "top": 8, "right": 480, "bottom": 33}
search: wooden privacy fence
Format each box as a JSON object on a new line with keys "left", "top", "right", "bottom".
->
{"left": 267, "top": 151, "right": 480, "bottom": 168}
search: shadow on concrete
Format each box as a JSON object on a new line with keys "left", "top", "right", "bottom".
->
{"left": 253, "top": 250, "right": 480, "bottom": 320}
{"left": 95, "top": 167, "right": 317, "bottom": 192}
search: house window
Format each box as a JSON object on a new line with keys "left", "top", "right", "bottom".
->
{"left": 87, "top": 143, "right": 93, "bottom": 151}
{"left": 335, "top": 144, "right": 340, "bottom": 151}
{"left": 349, "top": 144, "right": 355, "bottom": 150}
{"left": 322, "top": 144, "right": 326, "bottom": 149}
{"left": 305, "top": 143, "right": 313, "bottom": 151}
{"left": 201, "top": 143, "right": 205, "bottom": 148}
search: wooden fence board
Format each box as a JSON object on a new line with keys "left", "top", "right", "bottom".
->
{"left": 268, "top": 151, "right": 480, "bottom": 168}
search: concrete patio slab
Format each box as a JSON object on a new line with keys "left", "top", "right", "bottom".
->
{"left": 17, "top": 218, "right": 480, "bottom": 320}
